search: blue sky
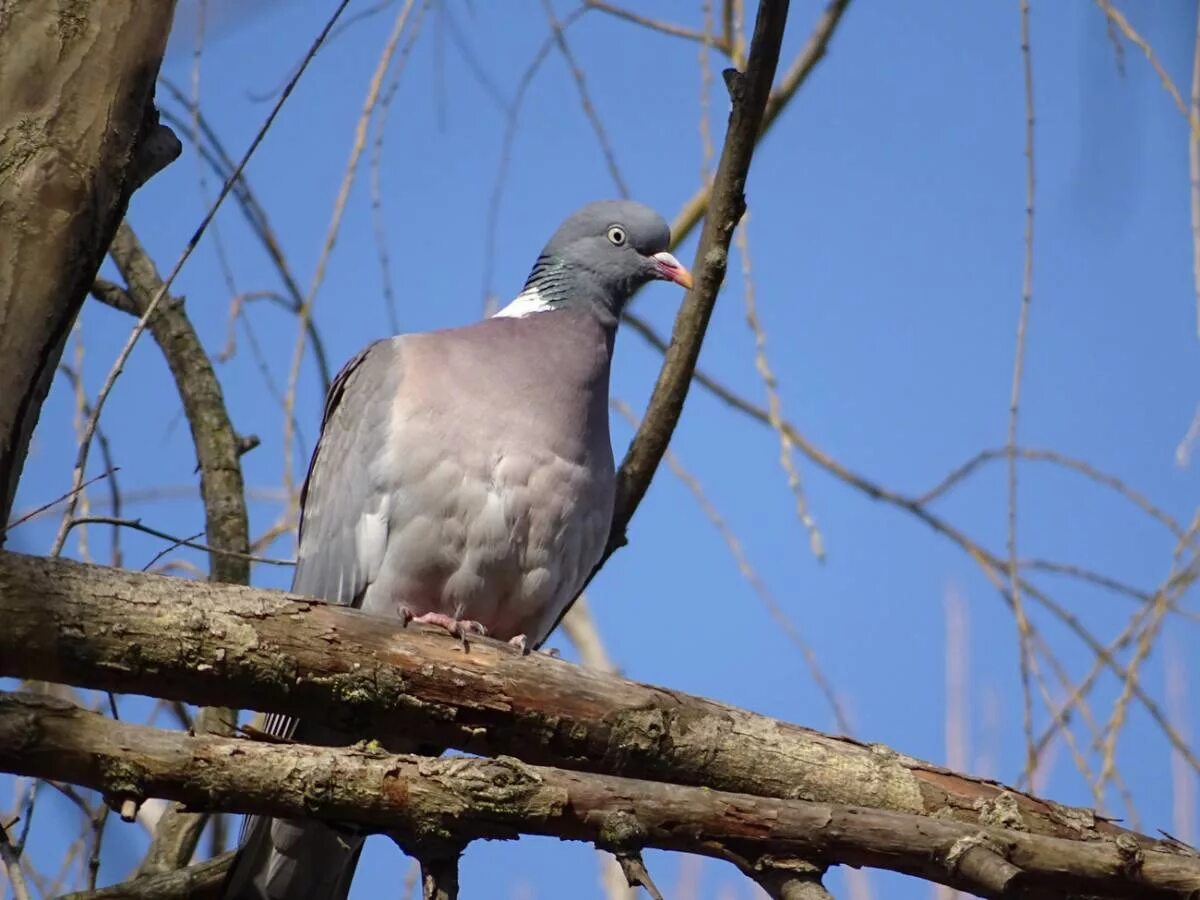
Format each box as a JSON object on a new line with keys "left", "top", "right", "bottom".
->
{"left": 5, "top": 1, "right": 1199, "bottom": 898}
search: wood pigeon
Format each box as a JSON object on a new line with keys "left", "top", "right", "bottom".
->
{"left": 222, "top": 200, "right": 692, "bottom": 900}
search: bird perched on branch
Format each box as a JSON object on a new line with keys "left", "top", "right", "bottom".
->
{"left": 223, "top": 199, "right": 692, "bottom": 900}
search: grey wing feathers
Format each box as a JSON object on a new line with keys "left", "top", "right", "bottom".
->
{"left": 292, "top": 338, "right": 403, "bottom": 608}
{"left": 230, "top": 339, "right": 404, "bottom": 882}
{"left": 257, "top": 340, "right": 402, "bottom": 744}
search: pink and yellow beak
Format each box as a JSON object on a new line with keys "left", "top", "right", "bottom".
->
{"left": 652, "top": 251, "right": 694, "bottom": 290}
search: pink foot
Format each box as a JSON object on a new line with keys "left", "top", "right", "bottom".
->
{"left": 401, "top": 610, "right": 487, "bottom": 649}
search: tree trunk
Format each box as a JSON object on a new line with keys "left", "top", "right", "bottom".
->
{"left": 0, "top": 1, "right": 180, "bottom": 529}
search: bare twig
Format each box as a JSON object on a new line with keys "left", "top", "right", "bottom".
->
{"left": 1179, "top": 405, "right": 1200, "bottom": 467}
{"left": 281, "top": 0, "right": 418, "bottom": 504}
{"left": 369, "top": 0, "right": 429, "bottom": 334}
{"left": 1021, "top": 557, "right": 1200, "bottom": 622}
{"left": 57, "top": 851, "right": 235, "bottom": 899}
{"left": 664, "top": 0, "right": 853, "bottom": 256}
{"left": 621, "top": 313, "right": 1200, "bottom": 774}
{"left": 737, "top": 215, "right": 824, "bottom": 559}
{"left": 612, "top": 399, "right": 850, "bottom": 733}
{"left": 64, "top": 517, "right": 293, "bottom": 567}
{"left": 700, "top": 0, "right": 718, "bottom": 180}
{"left": 156, "top": 92, "right": 333, "bottom": 393}
{"left": 1167, "top": 637, "right": 1197, "bottom": 845}
{"left": 1007, "top": 0, "right": 1038, "bottom": 780}
{"left": 2, "top": 470, "right": 117, "bottom": 537}
{"left": 542, "top": 0, "right": 630, "bottom": 198}
{"left": 606, "top": 0, "right": 793, "bottom": 553}
{"left": 1094, "top": 0, "right": 1200, "bottom": 140}
{"left": 918, "top": 447, "right": 1186, "bottom": 539}
{"left": 482, "top": 5, "right": 589, "bottom": 311}
{"left": 1191, "top": 0, "right": 1200, "bottom": 338}
{"left": 586, "top": 1, "right": 731, "bottom": 52}
{"left": 50, "top": 0, "right": 353, "bottom": 559}
{"left": 0, "top": 820, "right": 31, "bottom": 900}
{"left": 57, "top": 364, "right": 124, "bottom": 568}
{"left": 612, "top": 851, "right": 664, "bottom": 900}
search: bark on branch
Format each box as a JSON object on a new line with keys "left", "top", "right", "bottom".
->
{"left": 0, "top": 551, "right": 1181, "bottom": 850}
{"left": 101, "top": 221, "right": 252, "bottom": 872}
{"left": 2, "top": 692, "right": 1197, "bottom": 899}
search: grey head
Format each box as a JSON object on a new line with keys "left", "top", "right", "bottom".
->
{"left": 502, "top": 200, "right": 692, "bottom": 325}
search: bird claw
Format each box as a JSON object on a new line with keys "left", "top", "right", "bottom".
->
{"left": 403, "top": 611, "right": 487, "bottom": 650}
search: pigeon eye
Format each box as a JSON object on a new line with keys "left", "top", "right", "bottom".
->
{"left": 606, "top": 226, "right": 627, "bottom": 246}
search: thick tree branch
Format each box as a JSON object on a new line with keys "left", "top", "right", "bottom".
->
{"left": 2, "top": 692, "right": 1198, "bottom": 899}
{"left": 0, "top": 551, "right": 1170, "bottom": 853}
{"left": 0, "top": 2, "right": 180, "bottom": 528}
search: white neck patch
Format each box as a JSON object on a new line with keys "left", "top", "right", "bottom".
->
{"left": 492, "top": 285, "right": 556, "bottom": 319}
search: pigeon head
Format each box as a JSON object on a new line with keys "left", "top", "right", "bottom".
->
{"left": 498, "top": 200, "right": 692, "bottom": 322}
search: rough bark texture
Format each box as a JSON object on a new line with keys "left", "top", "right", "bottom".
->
{"left": 0, "top": 550, "right": 1170, "bottom": 852}
{"left": 2, "top": 692, "right": 1197, "bottom": 899}
{"left": 104, "top": 220, "right": 250, "bottom": 874}
{"left": 0, "top": 1, "right": 179, "bottom": 528}
{"left": 106, "top": 222, "right": 251, "bottom": 589}
{"left": 58, "top": 852, "right": 233, "bottom": 900}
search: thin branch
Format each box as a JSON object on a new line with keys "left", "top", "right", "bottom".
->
{"left": 281, "top": 0, "right": 419, "bottom": 505}
{"left": 542, "top": 0, "right": 630, "bottom": 198}
{"left": 585, "top": 0, "right": 731, "bottom": 52}
{"left": 1178, "top": 404, "right": 1200, "bottom": 467}
{"left": 2, "top": 470, "right": 117, "bottom": 537}
{"left": 57, "top": 851, "right": 234, "bottom": 899}
{"left": 1007, "top": 0, "right": 1038, "bottom": 781}
{"left": 917, "top": 447, "right": 1186, "bottom": 539}
{"left": 605, "top": 0, "right": 793, "bottom": 554}
{"left": 482, "top": 5, "right": 589, "bottom": 311}
{"left": 1094, "top": 0, "right": 1200, "bottom": 141}
{"left": 65, "top": 517, "right": 293, "bottom": 567}
{"left": 369, "top": 0, "right": 430, "bottom": 337}
{"left": 611, "top": 851, "right": 664, "bottom": 900}
{"left": 50, "top": 0, "right": 353, "bottom": 560}
{"left": 156, "top": 93, "right": 333, "bottom": 393}
{"left": 1167, "top": 637, "right": 1197, "bottom": 846}
{"left": 611, "top": 399, "right": 849, "bottom": 733}
{"left": 663, "top": 0, "right": 853, "bottom": 257}
{"left": 1192, "top": 0, "right": 1200, "bottom": 339}
{"left": 58, "top": 363, "right": 124, "bottom": 569}
{"left": 620, "top": 313, "right": 1200, "bottom": 774}
{"left": 736, "top": 215, "right": 824, "bottom": 559}
{"left": 0, "top": 820, "right": 31, "bottom": 900}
